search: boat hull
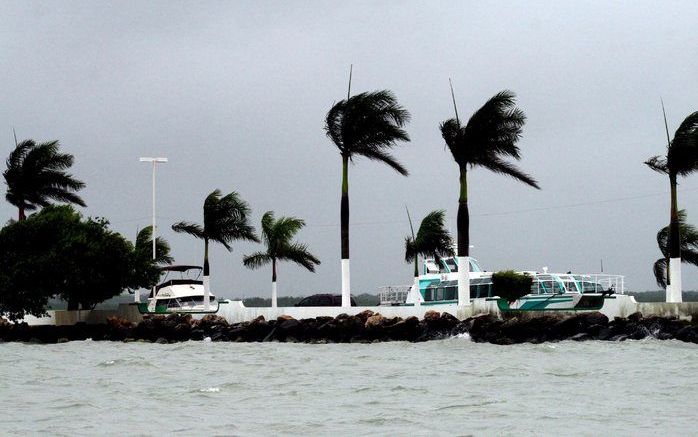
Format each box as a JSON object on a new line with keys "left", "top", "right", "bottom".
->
{"left": 495, "top": 293, "right": 606, "bottom": 312}
{"left": 136, "top": 301, "right": 223, "bottom": 315}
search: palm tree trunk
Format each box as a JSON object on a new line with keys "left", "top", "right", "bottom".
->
{"left": 271, "top": 258, "right": 278, "bottom": 308}
{"left": 457, "top": 166, "right": 470, "bottom": 306}
{"left": 340, "top": 155, "right": 351, "bottom": 307}
{"left": 18, "top": 206, "right": 26, "bottom": 221}
{"left": 203, "top": 238, "right": 211, "bottom": 310}
{"left": 667, "top": 174, "right": 682, "bottom": 302}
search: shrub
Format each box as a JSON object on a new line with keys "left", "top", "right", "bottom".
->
{"left": 492, "top": 270, "right": 533, "bottom": 303}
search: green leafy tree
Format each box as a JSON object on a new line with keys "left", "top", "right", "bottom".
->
{"left": 0, "top": 206, "right": 148, "bottom": 319}
{"left": 653, "top": 210, "right": 698, "bottom": 289}
{"left": 405, "top": 210, "right": 454, "bottom": 278}
{"left": 492, "top": 270, "right": 533, "bottom": 303}
{"left": 3, "top": 139, "right": 85, "bottom": 220}
{"left": 243, "top": 211, "right": 320, "bottom": 307}
{"left": 440, "top": 90, "right": 539, "bottom": 304}
{"left": 172, "top": 189, "right": 258, "bottom": 307}
{"left": 645, "top": 107, "right": 698, "bottom": 301}
{"left": 325, "top": 89, "right": 411, "bottom": 306}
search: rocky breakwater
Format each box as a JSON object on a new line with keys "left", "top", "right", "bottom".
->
{"left": 1, "top": 310, "right": 697, "bottom": 345}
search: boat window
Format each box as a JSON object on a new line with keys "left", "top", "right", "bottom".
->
{"left": 436, "top": 288, "right": 444, "bottom": 301}
{"left": 564, "top": 282, "right": 579, "bottom": 292}
{"left": 444, "top": 258, "right": 458, "bottom": 273}
{"left": 444, "top": 286, "right": 456, "bottom": 301}
{"left": 469, "top": 259, "right": 482, "bottom": 273}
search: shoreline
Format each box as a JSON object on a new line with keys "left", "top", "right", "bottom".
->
{"left": 1, "top": 310, "right": 697, "bottom": 345}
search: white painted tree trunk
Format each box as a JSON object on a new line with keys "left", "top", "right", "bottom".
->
{"left": 457, "top": 256, "right": 470, "bottom": 306}
{"left": 667, "top": 258, "right": 682, "bottom": 303}
{"left": 412, "top": 276, "right": 422, "bottom": 307}
{"left": 271, "top": 281, "right": 278, "bottom": 308}
{"left": 341, "top": 259, "right": 351, "bottom": 307}
{"left": 134, "top": 289, "right": 140, "bottom": 303}
{"left": 203, "top": 275, "right": 211, "bottom": 311}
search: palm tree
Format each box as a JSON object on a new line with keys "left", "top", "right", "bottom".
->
{"left": 405, "top": 210, "right": 454, "bottom": 304}
{"left": 243, "top": 211, "right": 320, "bottom": 308}
{"left": 440, "top": 89, "right": 539, "bottom": 305}
{"left": 172, "top": 189, "right": 258, "bottom": 309}
{"left": 131, "top": 225, "right": 174, "bottom": 300}
{"left": 325, "top": 89, "right": 411, "bottom": 306}
{"left": 645, "top": 106, "right": 698, "bottom": 302}
{"left": 653, "top": 210, "right": 698, "bottom": 290}
{"left": 3, "top": 139, "right": 85, "bottom": 220}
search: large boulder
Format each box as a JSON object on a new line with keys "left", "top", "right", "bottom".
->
{"left": 365, "top": 313, "right": 385, "bottom": 329}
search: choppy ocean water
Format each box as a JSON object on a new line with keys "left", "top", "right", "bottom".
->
{"left": 1, "top": 337, "right": 696, "bottom": 436}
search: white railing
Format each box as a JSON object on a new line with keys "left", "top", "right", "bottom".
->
{"left": 546, "top": 274, "right": 625, "bottom": 295}
{"left": 377, "top": 285, "right": 411, "bottom": 305}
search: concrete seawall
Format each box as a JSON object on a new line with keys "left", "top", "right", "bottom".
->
{"left": 14, "top": 295, "right": 698, "bottom": 326}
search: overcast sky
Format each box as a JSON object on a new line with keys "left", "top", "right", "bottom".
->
{"left": 2, "top": 1, "right": 697, "bottom": 298}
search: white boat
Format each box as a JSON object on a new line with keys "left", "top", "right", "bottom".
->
{"left": 137, "top": 265, "right": 224, "bottom": 314}
{"left": 379, "top": 255, "right": 625, "bottom": 312}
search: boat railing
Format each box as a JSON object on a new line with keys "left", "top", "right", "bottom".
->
{"left": 378, "top": 285, "right": 411, "bottom": 305}
{"left": 565, "top": 274, "right": 625, "bottom": 294}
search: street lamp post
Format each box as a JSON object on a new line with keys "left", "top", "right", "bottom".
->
{"left": 138, "top": 157, "right": 168, "bottom": 303}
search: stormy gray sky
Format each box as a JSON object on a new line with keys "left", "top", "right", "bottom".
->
{"left": 2, "top": 1, "right": 697, "bottom": 298}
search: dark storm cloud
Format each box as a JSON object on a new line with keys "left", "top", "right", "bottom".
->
{"left": 2, "top": 0, "right": 697, "bottom": 297}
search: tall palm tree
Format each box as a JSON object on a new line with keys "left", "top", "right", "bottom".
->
{"left": 405, "top": 210, "right": 454, "bottom": 304}
{"left": 645, "top": 106, "right": 698, "bottom": 302}
{"left": 440, "top": 89, "right": 539, "bottom": 305}
{"left": 325, "top": 89, "right": 411, "bottom": 307}
{"left": 653, "top": 210, "right": 698, "bottom": 289}
{"left": 243, "top": 211, "right": 320, "bottom": 308}
{"left": 172, "top": 189, "right": 258, "bottom": 309}
{"left": 3, "top": 139, "right": 85, "bottom": 220}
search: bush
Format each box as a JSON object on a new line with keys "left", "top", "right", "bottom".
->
{"left": 492, "top": 270, "right": 533, "bottom": 303}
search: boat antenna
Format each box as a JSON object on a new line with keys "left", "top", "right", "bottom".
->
{"left": 347, "top": 64, "right": 353, "bottom": 100}
{"left": 600, "top": 259, "right": 604, "bottom": 273}
{"left": 661, "top": 98, "right": 671, "bottom": 149}
{"left": 449, "top": 78, "right": 460, "bottom": 124}
{"left": 12, "top": 127, "right": 18, "bottom": 146}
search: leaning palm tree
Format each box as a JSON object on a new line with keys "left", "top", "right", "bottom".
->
{"left": 172, "top": 189, "right": 258, "bottom": 310}
{"left": 3, "top": 139, "right": 85, "bottom": 220}
{"left": 645, "top": 106, "right": 698, "bottom": 302}
{"left": 243, "top": 211, "right": 320, "bottom": 308}
{"left": 325, "top": 89, "right": 411, "bottom": 307}
{"left": 440, "top": 89, "right": 539, "bottom": 305}
{"left": 653, "top": 210, "right": 698, "bottom": 290}
{"left": 405, "top": 209, "right": 454, "bottom": 304}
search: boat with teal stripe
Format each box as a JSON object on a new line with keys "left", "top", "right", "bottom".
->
{"left": 379, "top": 255, "right": 624, "bottom": 312}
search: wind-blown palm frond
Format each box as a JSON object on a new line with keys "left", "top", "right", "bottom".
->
{"left": 242, "top": 252, "right": 272, "bottom": 269}
{"left": 439, "top": 90, "right": 538, "bottom": 189}
{"left": 653, "top": 209, "right": 698, "bottom": 287}
{"left": 243, "top": 211, "right": 320, "bottom": 272}
{"left": 478, "top": 155, "right": 540, "bottom": 188}
{"left": 281, "top": 242, "right": 321, "bottom": 272}
{"left": 645, "top": 155, "right": 669, "bottom": 175}
{"left": 325, "top": 90, "right": 411, "bottom": 175}
{"left": 667, "top": 111, "right": 698, "bottom": 176}
{"left": 4, "top": 139, "right": 86, "bottom": 218}
{"left": 135, "top": 226, "right": 174, "bottom": 265}
{"left": 653, "top": 258, "right": 668, "bottom": 289}
{"left": 202, "top": 189, "right": 259, "bottom": 250}
{"left": 171, "top": 221, "right": 205, "bottom": 240}
{"left": 172, "top": 189, "right": 258, "bottom": 278}
{"left": 405, "top": 210, "right": 454, "bottom": 265}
